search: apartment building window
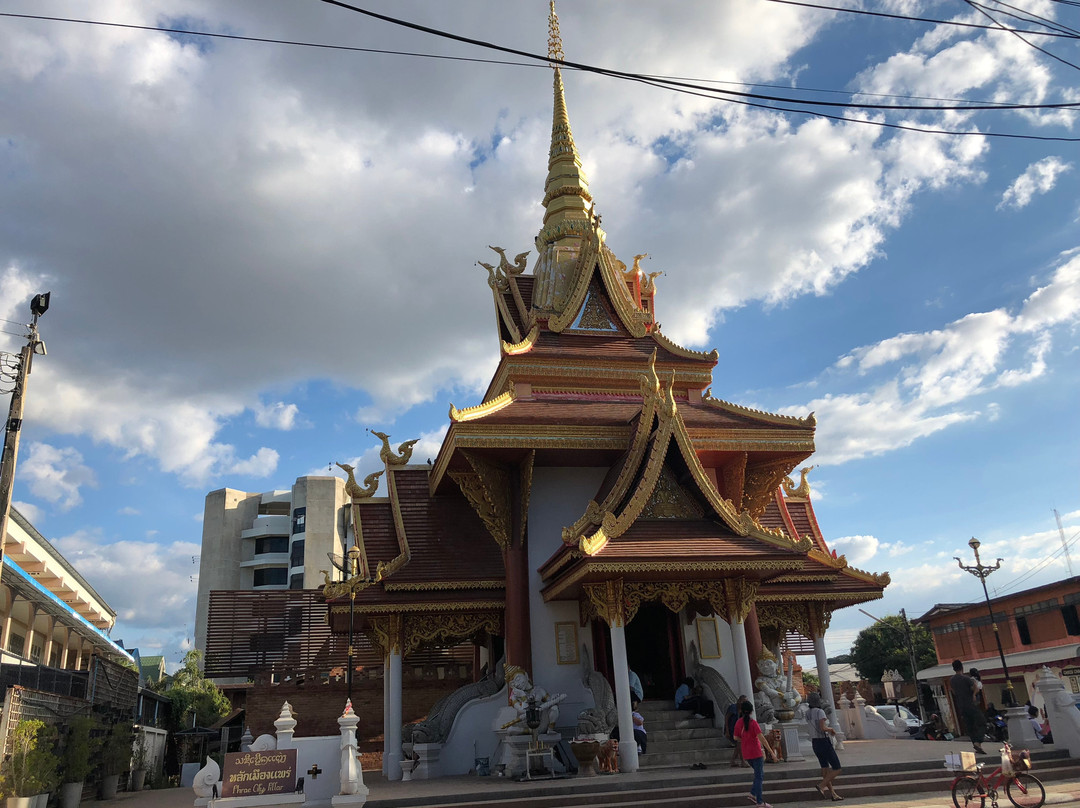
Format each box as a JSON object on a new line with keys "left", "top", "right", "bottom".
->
{"left": 292, "top": 507, "right": 306, "bottom": 534}
{"left": 1063, "top": 592, "right": 1080, "bottom": 636}
{"left": 6, "top": 632, "right": 25, "bottom": 656}
{"left": 49, "top": 648, "right": 62, "bottom": 668}
{"left": 29, "top": 637, "right": 44, "bottom": 663}
{"left": 289, "top": 573, "right": 304, "bottom": 590}
{"left": 255, "top": 536, "right": 288, "bottom": 555}
{"left": 1014, "top": 599, "right": 1062, "bottom": 645}
{"left": 253, "top": 567, "right": 288, "bottom": 587}
{"left": 290, "top": 540, "right": 305, "bottom": 568}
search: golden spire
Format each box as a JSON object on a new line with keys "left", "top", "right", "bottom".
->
{"left": 533, "top": 1, "right": 599, "bottom": 313}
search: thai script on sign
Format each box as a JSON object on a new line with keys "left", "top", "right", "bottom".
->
{"left": 221, "top": 748, "right": 297, "bottom": 798}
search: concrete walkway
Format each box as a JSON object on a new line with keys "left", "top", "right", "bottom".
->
{"left": 107, "top": 740, "right": 1080, "bottom": 807}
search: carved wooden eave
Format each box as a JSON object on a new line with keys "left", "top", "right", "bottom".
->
{"left": 449, "top": 389, "right": 515, "bottom": 423}
{"left": 502, "top": 322, "right": 540, "bottom": 355}
{"left": 557, "top": 353, "right": 815, "bottom": 559}
{"left": 650, "top": 327, "right": 719, "bottom": 363}
{"left": 448, "top": 450, "right": 512, "bottom": 550}
{"left": 702, "top": 389, "right": 816, "bottom": 428}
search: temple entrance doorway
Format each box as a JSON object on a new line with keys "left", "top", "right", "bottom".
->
{"left": 590, "top": 603, "right": 683, "bottom": 701}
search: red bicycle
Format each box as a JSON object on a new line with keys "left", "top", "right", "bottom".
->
{"left": 950, "top": 744, "right": 1045, "bottom": 808}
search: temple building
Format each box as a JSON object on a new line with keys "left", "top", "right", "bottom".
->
{"left": 200, "top": 3, "right": 889, "bottom": 779}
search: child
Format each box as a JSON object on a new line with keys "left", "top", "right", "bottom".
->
{"left": 733, "top": 700, "right": 779, "bottom": 808}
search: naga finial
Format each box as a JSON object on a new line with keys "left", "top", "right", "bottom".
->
{"left": 489, "top": 246, "right": 529, "bottom": 276}
{"left": 370, "top": 431, "right": 419, "bottom": 466}
{"left": 782, "top": 466, "right": 815, "bottom": 499}
{"left": 335, "top": 462, "right": 382, "bottom": 499}
{"left": 631, "top": 253, "right": 649, "bottom": 275}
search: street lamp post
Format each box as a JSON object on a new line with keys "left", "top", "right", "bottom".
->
{"left": 955, "top": 537, "right": 1016, "bottom": 707}
{"left": 324, "top": 541, "right": 364, "bottom": 702}
{"left": 0, "top": 292, "right": 50, "bottom": 569}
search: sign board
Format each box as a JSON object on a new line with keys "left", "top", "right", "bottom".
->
{"left": 221, "top": 748, "right": 297, "bottom": 798}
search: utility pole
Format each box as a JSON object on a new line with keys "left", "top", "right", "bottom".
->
{"left": 0, "top": 292, "right": 50, "bottom": 568}
{"left": 1053, "top": 509, "right": 1074, "bottom": 578}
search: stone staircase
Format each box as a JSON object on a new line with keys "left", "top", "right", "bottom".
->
{"left": 365, "top": 748, "right": 1080, "bottom": 808}
{"left": 636, "top": 699, "right": 732, "bottom": 770}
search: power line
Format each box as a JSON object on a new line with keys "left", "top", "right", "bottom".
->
{"left": 991, "top": 528, "right": 1080, "bottom": 595}
{"left": 6, "top": 7, "right": 1078, "bottom": 141}
{"left": 965, "top": 0, "right": 1080, "bottom": 72}
{"left": 5, "top": 11, "right": 1057, "bottom": 110}
{"left": 760, "top": 0, "right": 1080, "bottom": 38}
{"left": 317, "top": 1, "right": 1080, "bottom": 113}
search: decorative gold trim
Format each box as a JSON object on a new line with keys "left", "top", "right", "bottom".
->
{"left": 502, "top": 322, "right": 540, "bottom": 355}
{"left": 781, "top": 466, "right": 815, "bottom": 500}
{"left": 651, "top": 328, "right": 719, "bottom": 362}
{"left": 597, "top": 247, "right": 649, "bottom": 337}
{"left": 808, "top": 603, "right": 833, "bottom": 638}
{"left": 753, "top": 591, "right": 883, "bottom": 604}
{"left": 449, "top": 390, "right": 515, "bottom": 423}
{"left": 332, "top": 599, "right": 506, "bottom": 616}
{"left": 370, "top": 613, "right": 403, "bottom": 656}
{"left": 382, "top": 580, "right": 505, "bottom": 592}
{"left": 321, "top": 573, "right": 375, "bottom": 600}
{"left": 582, "top": 579, "right": 626, "bottom": 628}
{"left": 756, "top": 602, "right": 812, "bottom": 639}
{"left": 702, "top": 390, "right": 816, "bottom": 427}
{"left": 402, "top": 611, "right": 502, "bottom": 656}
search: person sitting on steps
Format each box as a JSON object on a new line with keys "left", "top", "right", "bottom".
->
{"left": 674, "top": 676, "right": 715, "bottom": 720}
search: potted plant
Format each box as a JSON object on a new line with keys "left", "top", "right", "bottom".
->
{"left": 129, "top": 736, "right": 149, "bottom": 791}
{"left": 59, "top": 717, "right": 98, "bottom": 808}
{"left": 1, "top": 720, "right": 59, "bottom": 808}
{"left": 100, "top": 723, "right": 133, "bottom": 800}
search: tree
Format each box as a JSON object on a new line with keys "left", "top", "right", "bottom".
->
{"left": 827, "top": 654, "right": 852, "bottom": 664}
{"left": 801, "top": 671, "right": 820, "bottom": 689}
{"left": 850, "top": 614, "right": 936, "bottom": 684}
{"left": 166, "top": 650, "right": 230, "bottom": 729}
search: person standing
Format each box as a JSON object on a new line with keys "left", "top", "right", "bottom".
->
{"left": 733, "top": 700, "right": 779, "bottom": 808}
{"left": 628, "top": 669, "right": 644, "bottom": 703}
{"left": 806, "top": 692, "right": 842, "bottom": 801}
{"left": 949, "top": 660, "right": 986, "bottom": 754}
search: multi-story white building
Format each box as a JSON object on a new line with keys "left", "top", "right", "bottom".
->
{"left": 193, "top": 476, "right": 347, "bottom": 657}
{"left": 1, "top": 506, "right": 129, "bottom": 671}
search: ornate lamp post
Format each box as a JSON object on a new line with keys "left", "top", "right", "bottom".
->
{"left": 955, "top": 537, "right": 1016, "bottom": 707}
{"left": 324, "top": 541, "right": 364, "bottom": 701}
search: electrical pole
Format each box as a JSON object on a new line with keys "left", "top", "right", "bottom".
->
{"left": 0, "top": 292, "right": 50, "bottom": 568}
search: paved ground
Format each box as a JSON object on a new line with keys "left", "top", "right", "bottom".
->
{"left": 107, "top": 740, "right": 1080, "bottom": 807}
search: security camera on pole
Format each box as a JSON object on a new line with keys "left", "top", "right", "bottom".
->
{"left": 0, "top": 292, "right": 50, "bottom": 568}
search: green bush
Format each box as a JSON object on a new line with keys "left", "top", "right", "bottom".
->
{"left": 102, "top": 722, "right": 135, "bottom": 776}
{"left": 0, "top": 720, "right": 59, "bottom": 797}
{"left": 61, "top": 716, "right": 100, "bottom": 784}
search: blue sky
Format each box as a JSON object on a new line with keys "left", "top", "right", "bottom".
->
{"left": 1, "top": 0, "right": 1077, "bottom": 667}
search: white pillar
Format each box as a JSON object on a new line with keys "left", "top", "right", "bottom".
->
{"left": 382, "top": 654, "right": 391, "bottom": 776}
{"left": 386, "top": 648, "right": 403, "bottom": 780}
{"left": 610, "top": 622, "right": 639, "bottom": 773}
{"left": 813, "top": 634, "right": 845, "bottom": 747}
{"left": 730, "top": 619, "right": 755, "bottom": 713}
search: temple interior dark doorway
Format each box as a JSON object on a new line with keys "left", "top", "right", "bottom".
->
{"left": 625, "top": 602, "right": 682, "bottom": 701}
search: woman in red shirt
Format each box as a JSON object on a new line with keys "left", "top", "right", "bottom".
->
{"left": 732, "top": 700, "right": 780, "bottom": 808}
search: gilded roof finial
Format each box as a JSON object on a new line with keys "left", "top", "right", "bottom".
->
{"left": 547, "top": 0, "right": 564, "bottom": 66}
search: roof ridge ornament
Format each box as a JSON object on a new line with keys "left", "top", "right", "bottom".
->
{"left": 548, "top": 0, "right": 564, "bottom": 65}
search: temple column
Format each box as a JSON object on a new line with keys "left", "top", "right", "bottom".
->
{"left": 730, "top": 619, "right": 755, "bottom": 711}
{"left": 726, "top": 579, "right": 758, "bottom": 715}
{"left": 41, "top": 615, "right": 55, "bottom": 667}
{"left": 504, "top": 456, "right": 532, "bottom": 674}
{"left": 378, "top": 614, "right": 404, "bottom": 781}
{"left": 585, "top": 579, "right": 638, "bottom": 772}
{"left": 744, "top": 604, "right": 763, "bottom": 675}
{"left": 813, "top": 631, "right": 845, "bottom": 745}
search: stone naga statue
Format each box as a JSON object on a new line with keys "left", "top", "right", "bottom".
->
{"left": 576, "top": 645, "right": 617, "bottom": 736}
{"left": 404, "top": 657, "right": 506, "bottom": 745}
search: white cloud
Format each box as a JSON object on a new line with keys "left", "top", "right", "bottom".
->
{"left": 253, "top": 401, "right": 302, "bottom": 430}
{"left": 20, "top": 442, "right": 97, "bottom": 510}
{"left": 11, "top": 500, "right": 42, "bottom": 524}
{"left": 794, "top": 253, "right": 1080, "bottom": 464}
{"left": 829, "top": 534, "right": 880, "bottom": 566}
{"left": 225, "top": 447, "right": 279, "bottom": 478}
{"left": 118, "top": 506, "right": 140, "bottom": 516}
{"left": 999, "top": 157, "right": 1073, "bottom": 210}
{"left": 51, "top": 530, "right": 201, "bottom": 630}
